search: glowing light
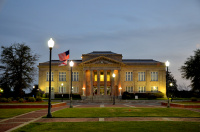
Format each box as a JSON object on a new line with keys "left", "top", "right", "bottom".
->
{"left": 70, "top": 61, "right": 74, "bottom": 67}
{"left": 165, "top": 60, "right": 170, "bottom": 67}
{"left": 48, "top": 38, "right": 54, "bottom": 48}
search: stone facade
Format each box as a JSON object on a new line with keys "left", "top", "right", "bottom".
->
{"left": 38, "top": 51, "right": 166, "bottom": 98}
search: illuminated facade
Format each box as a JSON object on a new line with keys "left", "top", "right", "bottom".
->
{"left": 38, "top": 51, "right": 166, "bottom": 98}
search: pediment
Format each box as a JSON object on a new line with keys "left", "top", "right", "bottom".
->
{"left": 79, "top": 56, "right": 125, "bottom": 66}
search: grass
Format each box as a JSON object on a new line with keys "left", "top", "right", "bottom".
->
{"left": 0, "top": 108, "right": 43, "bottom": 118}
{"left": 51, "top": 107, "right": 200, "bottom": 118}
{"left": 13, "top": 121, "right": 200, "bottom": 132}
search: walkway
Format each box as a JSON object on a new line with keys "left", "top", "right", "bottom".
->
{"left": 0, "top": 103, "right": 200, "bottom": 132}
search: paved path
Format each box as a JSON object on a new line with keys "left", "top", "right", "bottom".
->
{"left": 0, "top": 103, "right": 200, "bottom": 132}
{"left": 0, "top": 106, "right": 67, "bottom": 132}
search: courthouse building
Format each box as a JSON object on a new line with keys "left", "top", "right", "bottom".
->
{"left": 38, "top": 51, "right": 166, "bottom": 99}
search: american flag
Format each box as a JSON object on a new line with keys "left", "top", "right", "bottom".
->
{"left": 59, "top": 60, "right": 68, "bottom": 66}
{"left": 58, "top": 50, "right": 69, "bottom": 61}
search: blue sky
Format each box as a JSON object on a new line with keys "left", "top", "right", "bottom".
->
{"left": 0, "top": 0, "right": 200, "bottom": 90}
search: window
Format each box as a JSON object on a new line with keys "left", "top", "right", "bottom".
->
{"left": 139, "top": 86, "right": 145, "bottom": 93}
{"left": 126, "top": 86, "right": 133, "bottom": 93}
{"left": 107, "top": 72, "right": 110, "bottom": 81}
{"left": 72, "top": 86, "right": 79, "bottom": 93}
{"left": 94, "top": 72, "right": 97, "bottom": 81}
{"left": 138, "top": 72, "right": 145, "bottom": 81}
{"left": 59, "top": 72, "right": 66, "bottom": 81}
{"left": 100, "top": 72, "right": 104, "bottom": 81}
{"left": 126, "top": 72, "right": 133, "bottom": 81}
{"left": 59, "top": 86, "right": 66, "bottom": 93}
{"left": 151, "top": 72, "right": 158, "bottom": 81}
{"left": 46, "top": 72, "right": 53, "bottom": 81}
{"left": 72, "top": 72, "right": 79, "bottom": 81}
{"left": 46, "top": 87, "right": 54, "bottom": 93}
{"left": 151, "top": 86, "right": 158, "bottom": 92}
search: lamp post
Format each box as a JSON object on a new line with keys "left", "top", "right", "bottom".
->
{"left": 61, "top": 83, "right": 63, "bottom": 102}
{"left": 165, "top": 60, "right": 170, "bottom": 108}
{"left": 70, "top": 61, "right": 74, "bottom": 108}
{"left": 47, "top": 38, "right": 54, "bottom": 118}
{"left": 112, "top": 73, "right": 116, "bottom": 105}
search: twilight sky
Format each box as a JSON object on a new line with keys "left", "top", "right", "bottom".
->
{"left": 0, "top": 0, "right": 200, "bottom": 90}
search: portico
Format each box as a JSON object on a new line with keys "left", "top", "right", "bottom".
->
{"left": 82, "top": 69, "right": 121, "bottom": 97}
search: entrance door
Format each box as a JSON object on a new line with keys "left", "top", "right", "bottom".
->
{"left": 107, "top": 86, "right": 111, "bottom": 95}
{"left": 100, "top": 86, "right": 104, "bottom": 95}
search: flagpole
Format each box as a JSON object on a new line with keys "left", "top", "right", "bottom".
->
{"left": 68, "top": 50, "right": 70, "bottom": 100}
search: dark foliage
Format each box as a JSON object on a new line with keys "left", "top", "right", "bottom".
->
{"left": 0, "top": 43, "right": 39, "bottom": 97}
{"left": 180, "top": 49, "right": 200, "bottom": 92}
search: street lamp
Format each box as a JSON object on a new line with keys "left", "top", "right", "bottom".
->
{"left": 61, "top": 83, "right": 63, "bottom": 102}
{"left": 112, "top": 73, "right": 116, "bottom": 105}
{"left": 165, "top": 60, "right": 170, "bottom": 108}
{"left": 70, "top": 60, "right": 74, "bottom": 108}
{"left": 47, "top": 38, "right": 54, "bottom": 118}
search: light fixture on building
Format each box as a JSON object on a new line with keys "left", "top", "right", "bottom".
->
{"left": 82, "top": 87, "right": 85, "bottom": 96}
{"left": 119, "top": 87, "right": 122, "bottom": 96}
{"left": 112, "top": 73, "right": 116, "bottom": 105}
{"left": 61, "top": 83, "right": 63, "bottom": 102}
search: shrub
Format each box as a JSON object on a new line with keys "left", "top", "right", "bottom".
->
{"left": 122, "top": 92, "right": 132, "bottom": 99}
{"left": 72, "top": 94, "right": 81, "bottom": 99}
{"left": 7, "top": 98, "right": 12, "bottom": 102}
{"left": 9, "top": 97, "right": 14, "bottom": 101}
{"left": 36, "top": 97, "right": 43, "bottom": 102}
{"left": 147, "top": 94, "right": 157, "bottom": 99}
{"left": 28, "top": 97, "right": 36, "bottom": 102}
{"left": 16, "top": 97, "right": 21, "bottom": 101}
{"left": 18, "top": 98, "right": 24, "bottom": 103}
{"left": 191, "top": 97, "right": 197, "bottom": 102}
{"left": 0, "top": 98, "right": 7, "bottom": 102}
{"left": 154, "top": 92, "right": 164, "bottom": 98}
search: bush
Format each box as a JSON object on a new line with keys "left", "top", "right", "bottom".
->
{"left": 36, "top": 97, "right": 43, "bottom": 102}
{"left": 122, "top": 92, "right": 132, "bottom": 99}
{"left": 9, "top": 97, "right": 14, "bottom": 101}
{"left": 28, "top": 97, "right": 36, "bottom": 102}
{"left": 16, "top": 97, "right": 21, "bottom": 101}
{"left": 7, "top": 98, "right": 12, "bottom": 102}
{"left": 147, "top": 94, "right": 157, "bottom": 99}
{"left": 191, "top": 97, "right": 197, "bottom": 102}
{"left": 0, "top": 98, "right": 7, "bottom": 102}
{"left": 18, "top": 98, "right": 24, "bottom": 103}
{"left": 154, "top": 92, "right": 164, "bottom": 98}
{"left": 72, "top": 94, "right": 81, "bottom": 99}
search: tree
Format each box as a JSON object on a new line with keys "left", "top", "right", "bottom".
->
{"left": 180, "top": 49, "right": 200, "bottom": 92}
{"left": 167, "top": 71, "right": 178, "bottom": 98}
{"left": 0, "top": 43, "right": 39, "bottom": 97}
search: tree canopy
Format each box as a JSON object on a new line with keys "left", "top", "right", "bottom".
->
{"left": 180, "top": 49, "right": 200, "bottom": 92}
{"left": 166, "top": 71, "right": 178, "bottom": 98}
{"left": 0, "top": 43, "right": 39, "bottom": 97}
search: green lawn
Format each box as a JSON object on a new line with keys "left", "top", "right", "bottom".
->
{"left": 13, "top": 122, "right": 200, "bottom": 132}
{"left": 51, "top": 107, "right": 200, "bottom": 118}
{"left": 0, "top": 108, "right": 43, "bottom": 118}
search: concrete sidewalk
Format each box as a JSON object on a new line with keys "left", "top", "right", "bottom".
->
{"left": 0, "top": 103, "right": 200, "bottom": 132}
